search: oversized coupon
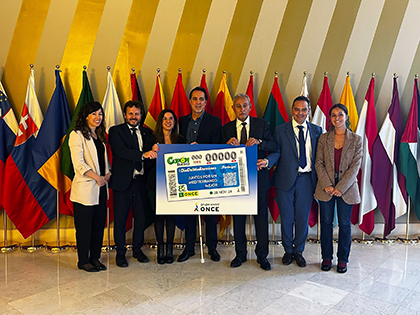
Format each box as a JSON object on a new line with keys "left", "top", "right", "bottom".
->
{"left": 164, "top": 147, "right": 249, "bottom": 201}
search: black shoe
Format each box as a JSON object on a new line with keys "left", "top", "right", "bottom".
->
{"left": 165, "top": 243, "right": 174, "bottom": 264}
{"left": 78, "top": 262, "right": 99, "bottom": 272}
{"left": 282, "top": 253, "right": 293, "bottom": 265}
{"left": 321, "top": 259, "right": 332, "bottom": 271}
{"left": 230, "top": 256, "right": 247, "bottom": 268}
{"left": 177, "top": 249, "right": 195, "bottom": 262}
{"left": 337, "top": 263, "right": 347, "bottom": 273}
{"left": 257, "top": 258, "right": 271, "bottom": 271}
{"left": 157, "top": 244, "right": 165, "bottom": 265}
{"left": 133, "top": 250, "right": 149, "bottom": 263}
{"left": 116, "top": 255, "right": 128, "bottom": 267}
{"left": 90, "top": 259, "right": 107, "bottom": 271}
{"left": 294, "top": 253, "right": 306, "bottom": 267}
{"left": 208, "top": 249, "right": 221, "bottom": 262}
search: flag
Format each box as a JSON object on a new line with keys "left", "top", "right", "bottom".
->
{"left": 213, "top": 73, "right": 234, "bottom": 125}
{"left": 371, "top": 77, "right": 407, "bottom": 237}
{"left": 262, "top": 76, "right": 288, "bottom": 135}
{"left": 144, "top": 73, "right": 165, "bottom": 130}
{"left": 312, "top": 75, "right": 333, "bottom": 132}
{"left": 263, "top": 75, "right": 289, "bottom": 221}
{"left": 200, "top": 72, "right": 213, "bottom": 115}
{"left": 245, "top": 73, "right": 258, "bottom": 118}
{"left": 399, "top": 78, "right": 420, "bottom": 220}
{"left": 0, "top": 83, "right": 18, "bottom": 209}
{"left": 32, "top": 69, "right": 72, "bottom": 215}
{"left": 339, "top": 75, "right": 359, "bottom": 131}
{"left": 131, "top": 73, "right": 146, "bottom": 126}
{"left": 350, "top": 77, "right": 377, "bottom": 235}
{"left": 300, "top": 72, "right": 311, "bottom": 121}
{"left": 3, "top": 69, "right": 56, "bottom": 238}
{"left": 170, "top": 72, "right": 191, "bottom": 119}
{"left": 61, "top": 70, "right": 94, "bottom": 215}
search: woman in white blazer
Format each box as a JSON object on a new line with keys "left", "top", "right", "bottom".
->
{"left": 69, "top": 101, "right": 111, "bottom": 272}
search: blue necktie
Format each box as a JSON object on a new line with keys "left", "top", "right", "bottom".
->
{"left": 297, "top": 125, "right": 307, "bottom": 169}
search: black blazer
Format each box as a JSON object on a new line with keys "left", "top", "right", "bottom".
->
{"left": 221, "top": 117, "right": 277, "bottom": 191}
{"left": 108, "top": 123, "right": 154, "bottom": 192}
{"left": 179, "top": 112, "right": 222, "bottom": 144}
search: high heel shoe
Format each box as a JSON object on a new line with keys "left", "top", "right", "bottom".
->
{"left": 157, "top": 244, "right": 166, "bottom": 265}
{"left": 165, "top": 243, "right": 174, "bottom": 264}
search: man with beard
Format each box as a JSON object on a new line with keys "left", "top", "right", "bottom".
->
{"left": 109, "top": 101, "right": 157, "bottom": 267}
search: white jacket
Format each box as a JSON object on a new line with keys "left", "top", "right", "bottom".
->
{"left": 69, "top": 130, "right": 110, "bottom": 205}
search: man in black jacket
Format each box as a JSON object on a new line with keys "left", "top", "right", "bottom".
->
{"left": 177, "top": 86, "right": 222, "bottom": 262}
{"left": 109, "top": 101, "right": 157, "bottom": 267}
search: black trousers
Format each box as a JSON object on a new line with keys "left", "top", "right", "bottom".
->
{"left": 184, "top": 215, "right": 217, "bottom": 252}
{"left": 73, "top": 186, "right": 107, "bottom": 265}
{"left": 233, "top": 189, "right": 269, "bottom": 260}
{"left": 113, "top": 176, "right": 149, "bottom": 256}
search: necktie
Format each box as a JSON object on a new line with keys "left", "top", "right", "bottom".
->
{"left": 240, "top": 122, "right": 247, "bottom": 145}
{"left": 297, "top": 125, "right": 307, "bottom": 168}
{"left": 131, "top": 127, "right": 143, "bottom": 172}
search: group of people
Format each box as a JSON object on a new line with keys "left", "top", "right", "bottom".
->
{"left": 68, "top": 86, "right": 362, "bottom": 274}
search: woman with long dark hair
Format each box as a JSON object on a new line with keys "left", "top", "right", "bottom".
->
{"left": 315, "top": 103, "right": 362, "bottom": 273}
{"left": 69, "top": 101, "right": 111, "bottom": 272}
{"left": 150, "top": 109, "right": 184, "bottom": 264}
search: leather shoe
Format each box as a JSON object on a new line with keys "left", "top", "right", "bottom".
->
{"left": 257, "top": 258, "right": 271, "bottom": 271}
{"left": 177, "top": 249, "right": 195, "bottom": 262}
{"left": 90, "top": 259, "right": 107, "bottom": 271}
{"left": 282, "top": 253, "right": 293, "bottom": 265}
{"left": 78, "top": 262, "right": 99, "bottom": 272}
{"left": 208, "top": 249, "right": 221, "bottom": 262}
{"left": 116, "top": 255, "right": 128, "bottom": 267}
{"left": 321, "top": 259, "right": 332, "bottom": 271}
{"left": 230, "top": 256, "right": 247, "bottom": 268}
{"left": 294, "top": 253, "right": 306, "bottom": 267}
{"left": 133, "top": 250, "right": 149, "bottom": 263}
{"left": 337, "top": 262, "right": 347, "bottom": 273}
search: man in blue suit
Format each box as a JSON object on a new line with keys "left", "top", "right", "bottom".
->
{"left": 177, "top": 86, "right": 222, "bottom": 263}
{"left": 222, "top": 93, "right": 277, "bottom": 270}
{"left": 267, "top": 96, "right": 322, "bottom": 267}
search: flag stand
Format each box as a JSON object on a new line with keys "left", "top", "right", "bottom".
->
{"left": 398, "top": 199, "right": 418, "bottom": 244}
{"left": 46, "top": 192, "right": 69, "bottom": 253}
{"left": 247, "top": 215, "right": 256, "bottom": 245}
{"left": 353, "top": 232, "right": 375, "bottom": 245}
{"left": 198, "top": 215, "right": 205, "bottom": 263}
{"left": 308, "top": 205, "right": 321, "bottom": 244}
{"left": 101, "top": 207, "right": 115, "bottom": 252}
{"left": 21, "top": 233, "right": 44, "bottom": 252}
{"left": 1, "top": 213, "right": 18, "bottom": 253}
{"left": 269, "top": 220, "right": 281, "bottom": 245}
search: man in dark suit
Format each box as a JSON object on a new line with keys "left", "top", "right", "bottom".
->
{"left": 267, "top": 96, "right": 322, "bottom": 267}
{"left": 221, "top": 93, "right": 277, "bottom": 271}
{"left": 109, "top": 101, "right": 157, "bottom": 267}
{"left": 177, "top": 86, "right": 222, "bottom": 263}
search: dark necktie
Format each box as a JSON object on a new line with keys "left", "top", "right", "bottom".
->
{"left": 240, "top": 122, "right": 247, "bottom": 145}
{"left": 297, "top": 125, "right": 307, "bottom": 168}
{"left": 131, "top": 127, "right": 143, "bottom": 172}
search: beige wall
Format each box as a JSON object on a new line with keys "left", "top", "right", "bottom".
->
{"left": 1, "top": 0, "right": 420, "bottom": 243}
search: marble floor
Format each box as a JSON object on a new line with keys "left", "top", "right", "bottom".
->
{"left": 1, "top": 241, "right": 420, "bottom": 315}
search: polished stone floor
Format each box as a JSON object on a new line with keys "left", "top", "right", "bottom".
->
{"left": 1, "top": 241, "right": 420, "bottom": 314}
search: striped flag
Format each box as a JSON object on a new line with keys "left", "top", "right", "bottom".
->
{"left": 32, "top": 69, "right": 72, "bottom": 215}
{"left": 339, "top": 75, "right": 359, "bottom": 131}
{"left": 399, "top": 78, "right": 420, "bottom": 220}
{"left": 3, "top": 69, "right": 56, "bottom": 238}
{"left": 263, "top": 75, "right": 289, "bottom": 222}
{"left": 351, "top": 77, "right": 377, "bottom": 235}
{"left": 144, "top": 73, "right": 165, "bottom": 130}
{"left": 200, "top": 72, "right": 213, "bottom": 115}
{"left": 312, "top": 75, "right": 333, "bottom": 132}
{"left": 213, "top": 72, "right": 234, "bottom": 125}
{"left": 170, "top": 72, "right": 191, "bottom": 119}
{"left": 372, "top": 77, "right": 407, "bottom": 237}
{"left": 0, "top": 83, "right": 18, "bottom": 209}
{"left": 245, "top": 73, "right": 258, "bottom": 118}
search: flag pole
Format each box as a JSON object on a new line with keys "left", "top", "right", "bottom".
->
{"left": 198, "top": 215, "right": 205, "bottom": 263}
{"left": 398, "top": 198, "right": 417, "bottom": 244}
{"left": 1, "top": 212, "right": 18, "bottom": 253}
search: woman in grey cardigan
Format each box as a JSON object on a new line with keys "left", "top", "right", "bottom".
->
{"left": 315, "top": 103, "right": 362, "bottom": 273}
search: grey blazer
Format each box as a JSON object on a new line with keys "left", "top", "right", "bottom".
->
{"left": 314, "top": 129, "right": 362, "bottom": 204}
